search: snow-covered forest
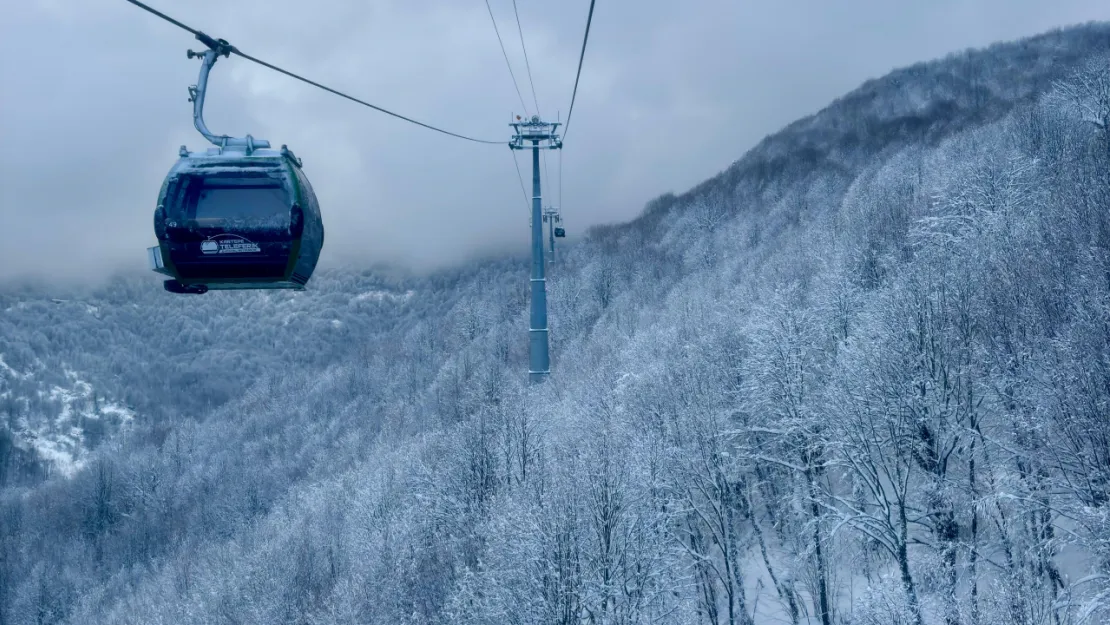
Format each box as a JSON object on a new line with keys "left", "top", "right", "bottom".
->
{"left": 3, "top": 23, "right": 1110, "bottom": 625}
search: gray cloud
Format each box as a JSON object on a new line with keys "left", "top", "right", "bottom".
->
{"left": 2, "top": 0, "right": 1107, "bottom": 285}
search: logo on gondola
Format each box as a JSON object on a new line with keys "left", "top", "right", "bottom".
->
{"left": 200, "top": 234, "right": 261, "bottom": 255}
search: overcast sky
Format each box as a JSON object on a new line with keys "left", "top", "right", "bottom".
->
{"left": 1, "top": 0, "right": 1108, "bottom": 285}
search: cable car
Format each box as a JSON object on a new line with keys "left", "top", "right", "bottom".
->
{"left": 147, "top": 40, "right": 323, "bottom": 294}
{"left": 148, "top": 143, "right": 323, "bottom": 294}
{"left": 554, "top": 227, "right": 566, "bottom": 238}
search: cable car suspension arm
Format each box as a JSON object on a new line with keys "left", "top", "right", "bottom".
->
{"left": 187, "top": 37, "right": 269, "bottom": 152}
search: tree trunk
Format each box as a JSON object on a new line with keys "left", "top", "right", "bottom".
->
{"left": 897, "top": 499, "right": 926, "bottom": 625}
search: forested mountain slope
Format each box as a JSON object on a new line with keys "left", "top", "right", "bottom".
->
{"left": 0, "top": 268, "right": 436, "bottom": 485}
{"left": 3, "top": 22, "right": 1110, "bottom": 625}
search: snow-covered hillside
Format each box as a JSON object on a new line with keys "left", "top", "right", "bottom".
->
{"left": 4, "top": 22, "right": 1110, "bottom": 625}
{"left": 1, "top": 356, "right": 135, "bottom": 478}
{"left": 0, "top": 271, "right": 423, "bottom": 486}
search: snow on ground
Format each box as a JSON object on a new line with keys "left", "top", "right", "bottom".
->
{"left": 20, "top": 425, "right": 85, "bottom": 479}
{"left": 0, "top": 354, "right": 32, "bottom": 380}
{"left": 351, "top": 289, "right": 415, "bottom": 303}
{"left": 2, "top": 356, "right": 136, "bottom": 479}
{"left": 99, "top": 403, "right": 136, "bottom": 426}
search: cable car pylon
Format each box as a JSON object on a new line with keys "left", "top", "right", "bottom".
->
{"left": 510, "top": 115, "right": 562, "bottom": 382}
{"left": 543, "top": 205, "right": 563, "bottom": 265}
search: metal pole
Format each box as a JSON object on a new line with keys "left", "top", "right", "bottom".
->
{"left": 510, "top": 115, "right": 559, "bottom": 382}
{"left": 529, "top": 140, "right": 550, "bottom": 382}
{"left": 187, "top": 47, "right": 269, "bottom": 152}
{"left": 547, "top": 209, "right": 556, "bottom": 265}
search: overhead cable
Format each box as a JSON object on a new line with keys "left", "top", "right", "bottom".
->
{"left": 125, "top": 0, "right": 503, "bottom": 144}
{"left": 511, "top": 0, "right": 542, "bottom": 116}
{"left": 483, "top": 0, "right": 530, "bottom": 115}
{"left": 562, "top": 0, "right": 597, "bottom": 140}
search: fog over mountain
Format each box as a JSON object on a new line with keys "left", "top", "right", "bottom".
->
{"left": 3, "top": 11, "right": 1110, "bottom": 625}
{"left": 2, "top": 0, "right": 1108, "bottom": 283}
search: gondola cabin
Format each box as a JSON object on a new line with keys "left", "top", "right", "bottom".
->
{"left": 148, "top": 144, "right": 324, "bottom": 294}
{"left": 554, "top": 227, "right": 566, "bottom": 238}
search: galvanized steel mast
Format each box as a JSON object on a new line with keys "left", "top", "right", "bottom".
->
{"left": 510, "top": 115, "right": 562, "bottom": 382}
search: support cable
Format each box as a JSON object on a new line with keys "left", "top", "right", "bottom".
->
{"left": 483, "top": 0, "right": 530, "bottom": 115}
{"left": 511, "top": 151, "right": 531, "bottom": 211}
{"left": 562, "top": 0, "right": 597, "bottom": 141}
{"left": 558, "top": 148, "right": 563, "bottom": 216}
{"left": 124, "top": 0, "right": 502, "bottom": 144}
{"left": 512, "top": 0, "right": 542, "bottom": 116}
{"left": 510, "top": 0, "right": 552, "bottom": 206}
